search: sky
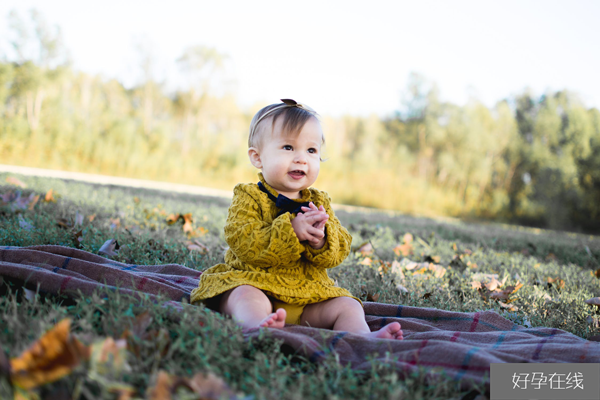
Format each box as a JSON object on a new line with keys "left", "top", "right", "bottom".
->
{"left": 1, "top": 0, "right": 599, "bottom": 117}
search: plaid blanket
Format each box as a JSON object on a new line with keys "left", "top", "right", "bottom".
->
{"left": 1, "top": 245, "right": 599, "bottom": 393}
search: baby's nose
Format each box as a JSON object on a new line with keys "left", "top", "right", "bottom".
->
{"left": 294, "top": 153, "right": 307, "bottom": 163}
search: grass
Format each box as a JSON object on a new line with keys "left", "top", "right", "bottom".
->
{"left": 1, "top": 172, "right": 599, "bottom": 399}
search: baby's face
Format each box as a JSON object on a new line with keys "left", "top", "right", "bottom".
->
{"left": 252, "top": 117, "right": 323, "bottom": 199}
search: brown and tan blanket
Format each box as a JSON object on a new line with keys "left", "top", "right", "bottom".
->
{"left": 1, "top": 245, "right": 599, "bottom": 393}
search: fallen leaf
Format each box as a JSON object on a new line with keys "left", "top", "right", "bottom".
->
{"left": 396, "top": 284, "right": 408, "bottom": 294}
{"left": 357, "top": 242, "right": 373, "bottom": 256}
{"left": 377, "top": 261, "right": 391, "bottom": 275}
{"left": 166, "top": 214, "right": 179, "bottom": 225}
{"left": 423, "top": 255, "right": 441, "bottom": 264}
{"left": 98, "top": 239, "right": 119, "bottom": 258}
{"left": 89, "top": 337, "right": 129, "bottom": 377}
{"left": 72, "top": 230, "right": 83, "bottom": 249}
{"left": 10, "top": 319, "right": 89, "bottom": 390}
{"left": 545, "top": 253, "right": 557, "bottom": 262}
{"left": 485, "top": 277, "right": 502, "bottom": 291}
{"left": 147, "top": 371, "right": 173, "bottom": 400}
{"left": 422, "top": 292, "right": 432, "bottom": 299}
{"left": 498, "top": 301, "right": 518, "bottom": 311}
{"left": 186, "top": 240, "right": 208, "bottom": 254}
{"left": 366, "top": 292, "right": 380, "bottom": 302}
{"left": 393, "top": 243, "right": 413, "bottom": 257}
{"left": 182, "top": 213, "right": 193, "bottom": 234}
{"left": 402, "top": 233, "right": 413, "bottom": 244}
{"left": 56, "top": 218, "right": 70, "bottom": 229}
{"left": 121, "top": 311, "right": 153, "bottom": 340}
{"left": 6, "top": 176, "right": 27, "bottom": 188}
{"left": 585, "top": 297, "right": 600, "bottom": 307}
{"left": 88, "top": 214, "right": 96, "bottom": 222}
{"left": 133, "top": 197, "right": 140, "bottom": 204}
{"left": 18, "top": 215, "right": 34, "bottom": 231}
{"left": 44, "top": 189, "right": 56, "bottom": 203}
{"left": 359, "top": 257, "right": 372, "bottom": 266}
{"left": 187, "top": 372, "right": 238, "bottom": 400}
{"left": 27, "top": 195, "right": 40, "bottom": 211}
{"left": 148, "top": 370, "right": 238, "bottom": 400}
{"left": 489, "top": 283, "right": 523, "bottom": 301}
{"left": 546, "top": 277, "right": 565, "bottom": 290}
{"left": 189, "top": 226, "right": 208, "bottom": 238}
{"left": 110, "top": 218, "right": 121, "bottom": 230}
{"left": 120, "top": 312, "right": 170, "bottom": 358}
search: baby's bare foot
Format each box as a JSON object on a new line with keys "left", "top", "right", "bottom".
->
{"left": 258, "top": 308, "right": 287, "bottom": 329}
{"left": 367, "top": 322, "right": 403, "bottom": 340}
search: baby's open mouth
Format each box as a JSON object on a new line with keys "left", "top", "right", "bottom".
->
{"left": 288, "top": 170, "right": 306, "bottom": 179}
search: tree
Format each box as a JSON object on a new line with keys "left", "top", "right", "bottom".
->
{"left": 175, "top": 45, "right": 227, "bottom": 155}
{"left": 6, "top": 9, "right": 68, "bottom": 133}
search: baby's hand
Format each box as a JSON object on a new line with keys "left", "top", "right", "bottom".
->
{"left": 297, "top": 202, "right": 328, "bottom": 249}
{"left": 292, "top": 202, "right": 328, "bottom": 246}
{"left": 300, "top": 203, "right": 328, "bottom": 230}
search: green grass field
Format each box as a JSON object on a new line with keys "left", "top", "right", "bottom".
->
{"left": 1, "top": 173, "right": 599, "bottom": 399}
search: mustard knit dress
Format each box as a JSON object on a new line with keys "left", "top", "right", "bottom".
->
{"left": 190, "top": 174, "right": 354, "bottom": 306}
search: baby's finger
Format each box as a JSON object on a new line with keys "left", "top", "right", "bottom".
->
{"left": 308, "top": 214, "right": 328, "bottom": 225}
{"left": 315, "top": 219, "right": 327, "bottom": 230}
{"left": 318, "top": 205, "right": 325, "bottom": 212}
{"left": 307, "top": 227, "right": 325, "bottom": 239}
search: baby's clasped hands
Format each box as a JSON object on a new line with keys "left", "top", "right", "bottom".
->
{"left": 291, "top": 202, "right": 329, "bottom": 248}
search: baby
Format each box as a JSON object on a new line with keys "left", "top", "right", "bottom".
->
{"left": 191, "top": 99, "right": 403, "bottom": 340}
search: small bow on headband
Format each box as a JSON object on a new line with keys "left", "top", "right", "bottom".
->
{"left": 280, "top": 99, "right": 316, "bottom": 113}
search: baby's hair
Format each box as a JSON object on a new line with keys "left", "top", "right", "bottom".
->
{"left": 248, "top": 99, "right": 322, "bottom": 148}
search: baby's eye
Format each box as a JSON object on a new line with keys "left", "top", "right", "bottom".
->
{"left": 308, "top": 148, "right": 318, "bottom": 154}
{"left": 283, "top": 145, "right": 293, "bottom": 151}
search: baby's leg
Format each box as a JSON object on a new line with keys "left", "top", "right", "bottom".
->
{"left": 219, "top": 285, "right": 286, "bottom": 330}
{"left": 300, "top": 297, "right": 403, "bottom": 340}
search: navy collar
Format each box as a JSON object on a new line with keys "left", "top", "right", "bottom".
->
{"left": 257, "top": 181, "right": 312, "bottom": 217}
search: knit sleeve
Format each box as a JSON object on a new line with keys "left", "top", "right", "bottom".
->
{"left": 224, "top": 185, "right": 304, "bottom": 267}
{"left": 302, "top": 192, "right": 352, "bottom": 269}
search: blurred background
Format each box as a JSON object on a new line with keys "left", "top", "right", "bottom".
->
{"left": 0, "top": 0, "right": 599, "bottom": 233}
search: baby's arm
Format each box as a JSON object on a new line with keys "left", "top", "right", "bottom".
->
{"left": 225, "top": 186, "right": 304, "bottom": 267}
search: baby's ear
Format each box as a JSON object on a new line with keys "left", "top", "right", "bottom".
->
{"left": 248, "top": 147, "right": 262, "bottom": 169}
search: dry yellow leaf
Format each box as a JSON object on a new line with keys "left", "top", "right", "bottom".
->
{"left": 393, "top": 243, "right": 413, "bottom": 257}
{"left": 44, "top": 189, "right": 56, "bottom": 203}
{"left": 147, "top": 370, "right": 173, "bottom": 400}
{"left": 147, "top": 370, "right": 237, "bottom": 400}
{"left": 10, "top": 319, "right": 89, "bottom": 390}
{"left": 182, "top": 213, "right": 193, "bottom": 234}
{"left": 359, "top": 257, "right": 372, "bottom": 266}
